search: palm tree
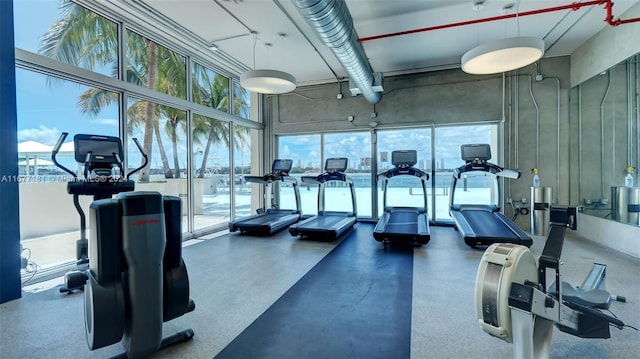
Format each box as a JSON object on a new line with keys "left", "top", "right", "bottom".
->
{"left": 192, "top": 63, "right": 250, "bottom": 178}
{"left": 159, "top": 104, "right": 186, "bottom": 177}
{"left": 39, "top": 1, "right": 251, "bottom": 181}
{"left": 38, "top": 1, "right": 118, "bottom": 71}
{"left": 122, "top": 31, "right": 160, "bottom": 182}
{"left": 39, "top": 2, "right": 162, "bottom": 182}
{"left": 156, "top": 46, "right": 188, "bottom": 177}
{"left": 128, "top": 100, "right": 173, "bottom": 178}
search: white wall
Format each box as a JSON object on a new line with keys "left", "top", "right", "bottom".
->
{"left": 19, "top": 179, "right": 210, "bottom": 239}
{"left": 19, "top": 182, "right": 92, "bottom": 239}
{"left": 570, "top": 2, "right": 640, "bottom": 86}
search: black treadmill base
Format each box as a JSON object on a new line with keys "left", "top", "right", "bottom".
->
{"left": 373, "top": 234, "right": 430, "bottom": 246}
{"left": 296, "top": 225, "right": 356, "bottom": 242}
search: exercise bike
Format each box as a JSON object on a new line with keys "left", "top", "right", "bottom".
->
{"left": 475, "top": 205, "right": 633, "bottom": 359}
{"left": 52, "top": 133, "right": 195, "bottom": 357}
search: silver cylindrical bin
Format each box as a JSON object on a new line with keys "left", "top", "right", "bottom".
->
{"left": 611, "top": 186, "right": 640, "bottom": 225}
{"left": 531, "top": 186, "right": 552, "bottom": 236}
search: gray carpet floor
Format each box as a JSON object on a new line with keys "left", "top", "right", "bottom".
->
{"left": 1, "top": 224, "right": 638, "bottom": 358}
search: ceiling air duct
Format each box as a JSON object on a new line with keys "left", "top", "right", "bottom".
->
{"left": 293, "top": 0, "right": 382, "bottom": 104}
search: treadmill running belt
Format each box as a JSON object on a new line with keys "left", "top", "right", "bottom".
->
{"left": 461, "top": 209, "right": 514, "bottom": 238}
{"left": 215, "top": 224, "right": 413, "bottom": 359}
{"left": 236, "top": 212, "right": 288, "bottom": 226}
{"left": 299, "top": 214, "right": 350, "bottom": 230}
{"left": 385, "top": 210, "right": 418, "bottom": 235}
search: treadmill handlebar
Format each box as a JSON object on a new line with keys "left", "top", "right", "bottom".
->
{"left": 378, "top": 166, "right": 429, "bottom": 181}
{"left": 498, "top": 168, "right": 521, "bottom": 179}
{"left": 245, "top": 171, "right": 298, "bottom": 185}
{"left": 453, "top": 161, "right": 519, "bottom": 179}
{"left": 302, "top": 171, "right": 351, "bottom": 184}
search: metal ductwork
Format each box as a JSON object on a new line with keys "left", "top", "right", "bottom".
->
{"left": 293, "top": 0, "right": 382, "bottom": 104}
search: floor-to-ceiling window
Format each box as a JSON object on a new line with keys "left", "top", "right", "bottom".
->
{"left": 192, "top": 115, "right": 231, "bottom": 229}
{"left": 434, "top": 123, "right": 500, "bottom": 221}
{"left": 15, "top": 68, "right": 120, "bottom": 279}
{"left": 277, "top": 132, "right": 371, "bottom": 217}
{"left": 276, "top": 125, "right": 499, "bottom": 223}
{"left": 376, "top": 128, "right": 433, "bottom": 219}
{"left": 126, "top": 96, "right": 189, "bottom": 224}
{"left": 233, "top": 125, "right": 258, "bottom": 219}
{"left": 323, "top": 132, "right": 372, "bottom": 217}
{"left": 13, "top": 0, "right": 260, "bottom": 283}
{"left": 278, "top": 134, "right": 322, "bottom": 215}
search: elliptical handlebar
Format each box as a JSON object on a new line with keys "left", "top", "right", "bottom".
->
{"left": 51, "top": 132, "right": 77, "bottom": 180}
{"left": 52, "top": 132, "right": 148, "bottom": 182}
{"left": 127, "top": 137, "right": 148, "bottom": 180}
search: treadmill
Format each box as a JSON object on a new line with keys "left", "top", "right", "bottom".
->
{"left": 449, "top": 144, "right": 532, "bottom": 248}
{"left": 373, "top": 150, "right": 430, "bottom": 248}
{"left": 228, "top": 159, "right": 301, "bottom": 235}
{"left": 288, "top": 157, "right": 357, "bottom": 241}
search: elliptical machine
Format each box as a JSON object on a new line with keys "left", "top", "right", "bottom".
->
{"left": 52, "top": 133, "right": 195, "bottom": 357}
{"left": 52, "top": 133, "right": 142, "bottom": 292}
{"left": 475, "top": 205, "right": 631, "bottom": 359}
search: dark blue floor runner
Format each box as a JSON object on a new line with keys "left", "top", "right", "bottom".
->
{"left": 215, "top": 223, "right": 414, "bottom": 359}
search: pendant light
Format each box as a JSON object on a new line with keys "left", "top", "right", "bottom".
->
{"left": 240, "top": 33, "right": 296, "bottom": 94}
{"left": 462, "top": 36, "right": 545, "bottom": 74}
{"left": 462, "top": 2, "right": 545, "bottom": 75}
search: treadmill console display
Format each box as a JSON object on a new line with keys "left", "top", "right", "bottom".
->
{"left": 461, "top": 144, "right": 491, "bottom": 162}
{"left": 325, "top": 158, "right": 348, "bottom": 172}
{"left": 272, "top": 159, "right": 293, "bottom": 173}
{"left": 391, "top": 150, "right": 417, "bottom": 167}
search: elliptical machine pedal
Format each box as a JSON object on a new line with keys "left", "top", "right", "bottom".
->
{"left": 59, "top": 269, "right": 88, "bottom": 294}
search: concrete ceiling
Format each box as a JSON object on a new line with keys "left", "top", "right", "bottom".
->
{"left": 104, "top": 0, "right": 639, "bottom": 86}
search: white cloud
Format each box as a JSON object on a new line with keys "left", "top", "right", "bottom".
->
{"left": 17, "top": 125, "right": 60, "bottom": 145}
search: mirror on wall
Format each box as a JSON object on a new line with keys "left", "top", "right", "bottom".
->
{"left": 569, "top": 53, "right": 639, "bottom": 226}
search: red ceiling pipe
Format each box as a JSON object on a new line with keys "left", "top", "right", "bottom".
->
{"left": 358, "top": 0, "right": 639, "bottom": 42}
{"left": 604, "top": 0, "right": 640, "bottom": 25}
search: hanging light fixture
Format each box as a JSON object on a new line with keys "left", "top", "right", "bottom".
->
{"left": 240, "top": 33, "right": 296, "bottom": 94}
{"left": 461, "top": 36, "right": 545, "bottom": 75}
{"left": 462, "top": 2, "right": 544, "bottom": 75}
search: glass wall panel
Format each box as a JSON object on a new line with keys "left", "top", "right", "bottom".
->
{"left": 434, "top": 124, "right": 498, "bottom": 221}
{"left": 192, "top": 61, "right": 229, "bottom": 111}
{"left": 15, "top": 68, "right": 119, "bottom": 278}
{"left": 14, "top": 1, "right": 118, "bottom": 77}
{"left": 126, "top": 30, "right": 186, "bottom": 99}
{"left": 278, "top": 135, "right": 322, "bottom": 216}
{"left": 233, "top": 125, "right": 256, "bottom": 218}
{"left": 232, "top": 80, "right": 251, "bottom": 120}
{"left": 192, "top": 114, "right": 231, "bottom": 229}
{"left": 127, "top": 97, "right": 188, "bottom": 226}
{"left": 324, "top": 132, "right": 372, "bottom": 217}
{"left": 376, "top": 129, "right": 432, "bottom": 218}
